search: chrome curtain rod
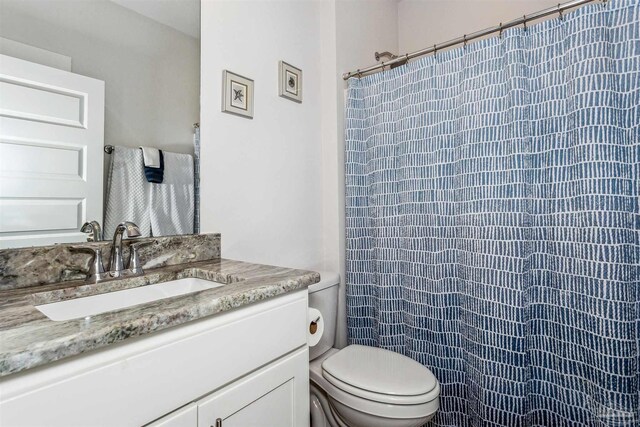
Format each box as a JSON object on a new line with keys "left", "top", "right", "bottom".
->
{"left": 104, "top": 123, "right": 200, "bottom": 154}
{"left": 343, "top": 0, "right": 600, "bottom": 80}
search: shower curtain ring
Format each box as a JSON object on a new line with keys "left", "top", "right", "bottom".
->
{"left": 381, "top": 61, "right": 385, "bottom": 71}
{"left": 499, "top": 23, "right": 503, "bottom": 38}
{"left": 558, "top": 4, "right": 564, "bottom": 20}
{"left": 523, "top": 17, "right": 527, "bottom": 31}
{"left": 463, "top": 34, "right": 468, "bottom": 48}
{"left": 357, "top": 69, "right": 362, "bottom": 78}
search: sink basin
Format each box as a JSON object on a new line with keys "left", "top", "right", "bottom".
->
{"left": 35, "top": 278, "right": 224, "bottom": 321}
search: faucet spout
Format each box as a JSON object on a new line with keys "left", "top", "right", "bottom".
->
{"left": 109, "top": 221, "right": 141, "bottom": 274}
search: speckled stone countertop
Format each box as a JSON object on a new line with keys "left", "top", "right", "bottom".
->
{"left": 0, "top": 259, "right": 320, "bottom": 377}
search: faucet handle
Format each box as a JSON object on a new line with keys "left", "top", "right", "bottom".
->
{"left": 128, "top": 241, "right": 152, "bottom": 274}
{"left": 70, "top": 245, "right": 106, "bottom": 283}
{"left": 80, "top": 221, "right": 102, "bottom": 242}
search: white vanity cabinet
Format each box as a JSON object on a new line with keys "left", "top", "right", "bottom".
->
{"left": 0, "top": 290, "right": 310, "bottom": 427}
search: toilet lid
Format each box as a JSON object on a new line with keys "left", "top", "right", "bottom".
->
{"left": 322, "top": 345, "right": 438, "bottom": 398}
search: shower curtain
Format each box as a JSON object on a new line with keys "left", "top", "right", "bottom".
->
{"left": 344, "top": 1, "right": 639, "bottom": 426}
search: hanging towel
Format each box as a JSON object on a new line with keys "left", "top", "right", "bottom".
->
{"left": 104, "top": 146, "right": 151, "bottom": 238}
{"left": 144, "top": 150, "right": 164, "bottom": 183}
{"left": 140, "top": 146, "right": 164, "bottom": 183}
{"left": 140, "top": 146, "right": 161, "bottom": 168}
{"left": 150, "top": 152, "right": 194, "bottom": 236}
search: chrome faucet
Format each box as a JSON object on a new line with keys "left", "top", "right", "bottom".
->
{"left": 109, "top": 221, "right": 141, "bottom": 276}
{"left": 81, "top": 221, "right": 103, "bottom": 242}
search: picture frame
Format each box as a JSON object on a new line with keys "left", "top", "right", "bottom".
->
{"left": 278, "top": 61, "right": 302, "bottom": 103}
{"left": 222, "top": 70, "right": 254, "bottom": 119}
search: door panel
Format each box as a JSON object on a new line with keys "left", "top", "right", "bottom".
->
{"left": 0, "top": 76, "right": 87, "bottom": 127}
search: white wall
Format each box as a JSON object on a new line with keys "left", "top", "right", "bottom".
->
{"left": 199, "top": 0, "right": 398, "bottom": 347}
{"left": 398, "top": 0, "right": 561, "bottom": 53}
{"left": 200, "top": 0, "right": 330, "bottom": 270}
{"left": 0, "top": 0, "right": 199, "bottom": 155}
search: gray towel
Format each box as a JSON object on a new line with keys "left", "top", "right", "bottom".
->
{"left": 104, "top": 146, "right": 151, "bottom": 238}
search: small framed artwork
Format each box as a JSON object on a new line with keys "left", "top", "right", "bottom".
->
{"left": 279, "top": 61, "right": 302, "bottom": 103}
{"left": 222, "top": 70, "right": 254, "bottom": 119}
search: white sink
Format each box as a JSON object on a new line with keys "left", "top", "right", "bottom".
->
{"left": 35, "top": 278, "right": 224, "bottom": 321}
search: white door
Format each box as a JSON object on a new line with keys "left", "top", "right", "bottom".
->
{"left": 197, "top": 348, "right": 309, "bottom": 427}
{"left": 0, "top": 53, "right": 104, "bottom": 249}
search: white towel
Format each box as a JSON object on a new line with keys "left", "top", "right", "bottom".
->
{"left": 150, "top": 152, "right": 194, "bottom": 236}
{"left": 140, "top": 146, "right": 161, "bottom": 168}
{"left": 104, "top": 146, "right": 151, "bottom": 238}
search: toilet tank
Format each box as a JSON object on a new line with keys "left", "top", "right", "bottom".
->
{"left": 308, "top": 272, "right": 340, "bottom": 360}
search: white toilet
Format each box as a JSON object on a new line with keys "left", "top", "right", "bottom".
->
{"left": 308, "top": 273, "right": 440, "bottom": 427}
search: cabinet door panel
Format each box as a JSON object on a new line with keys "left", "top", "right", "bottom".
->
{"left": 197, "top": 347, "right": 309, "bottom": 427}
{"left": 224, "top": 380, "right": 293, "bottom": 426}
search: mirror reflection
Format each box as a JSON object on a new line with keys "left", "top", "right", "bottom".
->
{"left": 0, "top": 0, "right": 200, "bottom": 249}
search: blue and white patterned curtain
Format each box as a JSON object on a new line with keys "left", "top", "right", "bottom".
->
{"left": 344, "top": 1, "right": 639, "bottom": 426}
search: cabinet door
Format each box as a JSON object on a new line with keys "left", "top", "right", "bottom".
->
{"left": 197, "top": 347, "right": 309, "bottom": 427}
{"left": 145, "top": 403, "right": 197, "bottom": 427}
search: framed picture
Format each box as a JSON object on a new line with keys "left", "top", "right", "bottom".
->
{"left": 222, "top": 70, "right": 254, "bottom": 118}
{"left": 279, "top": 61, "right": 302, "bottom": 103}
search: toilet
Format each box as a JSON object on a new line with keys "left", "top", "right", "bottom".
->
{"left": 308, "top": 273, "right": 440, "bottom": 427}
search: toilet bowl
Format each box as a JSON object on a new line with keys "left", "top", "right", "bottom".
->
{"left": 308, "top": 273, "right": 440, "bottom": 427}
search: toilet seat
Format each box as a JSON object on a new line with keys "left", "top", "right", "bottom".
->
{"left": 323, "top": 370, "right": 439, "bottom": 406}
{"left": 311, "top": 346, "right": 440, "bottom": 422}
{"left": 314, "top": 369, "right": 440, "bottom": 421}
{"left": 321, "top": 345, "right": 439, "bottom": 405}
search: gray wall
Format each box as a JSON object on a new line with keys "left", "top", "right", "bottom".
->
{"left": 0, "top": 0, "right": 200, "bottom": 155}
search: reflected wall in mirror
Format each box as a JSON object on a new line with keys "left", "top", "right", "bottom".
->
{"left": 0, "top": 0, "right": 200, "bottom": 249}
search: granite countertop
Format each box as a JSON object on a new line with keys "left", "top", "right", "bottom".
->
{"left": 0, "top": 259, "right": 320, "bottom": 377}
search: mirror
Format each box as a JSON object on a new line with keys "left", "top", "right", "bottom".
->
{"left": 0, "top": 0, "right": 200, "bottom": 249}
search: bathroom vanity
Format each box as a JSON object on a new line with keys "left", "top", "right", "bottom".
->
{"left": 0, "top": 234, "right": 319, "bottom": 427}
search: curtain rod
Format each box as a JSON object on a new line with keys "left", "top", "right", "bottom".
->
{"left": 104, "top": 123, "right": 200, "bottom": 154}
{"left": 343, "top": 0, "right": 600, "bottom": 80}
